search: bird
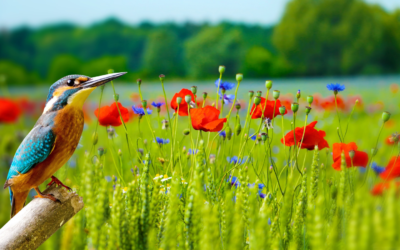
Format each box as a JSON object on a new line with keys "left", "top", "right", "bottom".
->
{"left": 3, "top": 72, "right": 126, "bottom": 218}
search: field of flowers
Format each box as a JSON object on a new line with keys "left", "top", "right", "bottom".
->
{"left": 0, "top": 68, "right": 400, "bottom": 250}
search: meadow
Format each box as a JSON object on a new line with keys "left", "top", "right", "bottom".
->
{"left": 0, "top": 70, "right": 399, "bottom": 250}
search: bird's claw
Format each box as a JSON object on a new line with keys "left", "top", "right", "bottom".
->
{"left": 34, "top": 193, "right": 61, "bottom": 203}
{"left": 48, "top": 176, "right": 72, "bottom": 191}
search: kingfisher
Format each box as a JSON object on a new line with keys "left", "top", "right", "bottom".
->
{"left": 3, "top": 72, "right": 126, "bottom": 218}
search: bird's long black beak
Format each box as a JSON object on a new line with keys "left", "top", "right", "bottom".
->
{"left": 81, "top": 72, "right": 127, "bottom": 88}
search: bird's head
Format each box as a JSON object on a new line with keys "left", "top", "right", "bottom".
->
{"left": 43, "top": 72, "right": 126, "bottom": 114}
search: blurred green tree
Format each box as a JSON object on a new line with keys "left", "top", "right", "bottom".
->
{"left": 273, "top": 0, "right": 400, "bottom": 76}
{"left": 142, "top": 30, "right": 182, "bottom": 77}
{"left": 0, "top": 61, "right": 30, "bottom": 85}
{"left": 184, "top": 26, "right": 244, "bottom": 78}
{"left": 242, "top": 46, "right": 273, "bottom": 77}
{"left": 47, "top": 55, "right": 81, "bottom": 81}
{"left": 81, "top": 56, "right": 129, "bottom": 79}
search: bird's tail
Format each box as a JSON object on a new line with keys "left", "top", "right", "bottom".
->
{"left": 9, "top": 188, "right": 29, "bottom": 218}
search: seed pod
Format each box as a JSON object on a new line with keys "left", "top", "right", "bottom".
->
{"left": 236, "top": 73, "right": 243, "bottom": 81}
{"left": 265, "top": 80, "right": 273, "bottom": 90}
{"left": 279, "top": 106, "right": 286, "bottom": 115}
{"left": 291, "top": 102, "right": 299, "bottom": 113}
{"left": 248, "top": 91, "right": 254, "bottom": 98}
{"left": 307, "top": 95, "right": 314, "bottom": 105}
{"left": 185, "top": 95, "right": 192, "bottom": 104}
{"left": 226, "top": 126, "right": 232, "bottom": 140}
{"left": 203, "top": 92, "right": 207, "bottom": 99}
{"left": 382, "top": 111, "right": 391, "bottom": 122}
{"left": 256, "top": 90, "right": 262, "bottom": 97}
{"left": 191, "top": 86, "right": 197, "bottom": 95}
{"left": 137, "top": 78, "right": 142, "bottom": 86}
{"left": 273, "top": 90, "right": 280, "bottom": 100}
{"left": 219, "top": 65, "right": 226, "bottom": 74}
{"left": 159, "top": 74, "right": 165, "bottom": 81}
{"left": 254, "top": 96, "right": 261, "bottom": 105}
{"left": 176, "top": 97, "right": 182, "bottom": 104}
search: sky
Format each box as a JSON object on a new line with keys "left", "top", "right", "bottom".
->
{"left": 0, "top": 0, "right": 399, "bottom": 28}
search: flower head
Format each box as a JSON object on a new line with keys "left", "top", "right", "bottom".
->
{"left": 220, "top": 94, "right": 235, "bottom": 105}
{"left": 227, "top": 156, "right": 247, "bottom": 165}
{"left": 327, "top": 83, "right": 345, "bottom": 94}
{"left": 371, "top": 181, "right": 400, "bottom": 196}
{"left": 151, "top": 102, "right": 164, "bottom": 108}
{"left": 281, "top": 121, "right": 329, "bottom": 151}
{"left": 227, "top": 176, "right": 240, "bottom": 187}
{"left": 250, "top": 98, "right": 287, "bottom": 120}
{"left": 219, "top": 131, "right": 226, "bottom": 138}
{"left": 132, "top": 105, "right": 152, "bottom": 116}
{"left": 215, "top": 79, "right": 235, "bottom": 91}
{"left": 380, "top": 156, "right": 400, "bottom": 180}
{"left": 155, "top": 137, "right": 170, "bottom": 145}
{"left": 0, "top": 98, "right": 22, "bottom": 123}
{"left": 171, "top": 89, "right": 195, "bottom": 116}
{"left": 371, "top": 162, "right": 385, "bottom": 174}
{"left": 190, "top": 106, "right": 227, "bottom": 132}
{"left": 385, "top": 132, "right": 400, "bottom": 145}
{"left": 188, "top": 149, "right": 198, "bottom": 155}
{"left": 95, "top": 102, "right": 129, "bottom": 127}
{"left": 332, "top": 142, "right": 368, "bottom": 170}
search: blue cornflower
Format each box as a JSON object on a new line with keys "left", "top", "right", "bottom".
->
{"left": 372, "top": 162, "right": 385, "bottom": 174}
{"left": 220, "top": 94, "right": 235, "bottom": 105}
{"left": 250, "top": 135, "right": 256, "bottom": 141}
{"left": 219, "top": 131, "right": 226, "bottom": 138}
{"left": 258, "top": 191, "right": 267, "bottom": 199}
{"left": 227, "top": 176, "right": 241, "bottom": 187}
{"left": 151, "top": 102, "right": 164, "bottom": 108}
{"left": 155, "top": 137, "right": 170, "bottom": 145}
{"left": 215, "top": 79, "right": 235, "bottom": 91}
{"left": 227, "top": 156, "right": 247, "bottom": 164}
{"left": 132, "top": 105, "right": 152, "bottom": 116}
{"left": 326, "top": 83, "right": 345, "bottom": 93}
{"left": 258, "top": 183, "right": 265, "bottom": 190}
{"left": 188, "top": 149, "right": 198, "bottom": 155}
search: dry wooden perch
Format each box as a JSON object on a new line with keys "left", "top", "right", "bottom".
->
{"left": 0, "top": 184, "right": 84, "bottom": 250}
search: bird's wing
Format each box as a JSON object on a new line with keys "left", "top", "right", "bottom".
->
{"left": 5, "top": 124, "right": 56, "bottom": 183}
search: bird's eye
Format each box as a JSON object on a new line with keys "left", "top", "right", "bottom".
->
{"left": 67, "top": 79, "right": 75, "bottom": 86}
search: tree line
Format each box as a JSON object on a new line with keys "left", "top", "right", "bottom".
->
{"left": 0, "top": 0, "right": 399, "bottom": 85}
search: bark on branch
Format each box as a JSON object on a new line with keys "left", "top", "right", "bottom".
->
{"left": 0, "top": 184, "right": 84, "bottom": 250}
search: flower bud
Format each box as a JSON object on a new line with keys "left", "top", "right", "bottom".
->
{"left": 203, "top": 92, "right": 207, "bottom": 99}
{"left": 279, "top": 106, "right": 286, "bottom": 115}
{"left": 162, "top": 119, "right": 169, "bottom": 130}
{"left": 142, "top": 100, "right": 147, "bottom": 108}
{"left": 296, "top": 89, "right": 301, "bottom": 100}
{"left": 235, "top": 102, "right": 241, "bottom": 110}
{"left": 92, "top": 132, "right": 98, "bottom": 145}
{"left": 254, "top": 96, "right": 261, "bottom": 105}
{"left": 143, "top": 139, "right": 147, "bottom": 146}
{"left": 98, "top": 147, "right": 104, "bottom": 156}
{"left": 226, "top": 126, "right": 232, "bottom": 140}
{"left": 236, "top": 73, "right": 243, "bottom": 82}
{"left": 257, "top": 133, "right": 262, "bottom": 142}
{"left": 113, "top": 94, "right": 119, "bottom": 101}
{"left": 235, "top": 123, "right": 242, "bottom": 136}
{"left": 291, "top": 102, "right": 299, "bottom": 113}
{"left": 349, "top": 150, "right": 355, "bottom": 159}
{"left": 191, "top": 86, "right": 197, "bottom": 95}
{"left": 307, "top": 95, "right": 313, "bottom": 105}
{"left": 261, "top": 133, "right": 268, "bottom": 142}
{"left": 248, "top": 91, "right": 254, "bottom": 98}
{"left": 176, "top": 97, "right": 182, "bottom": 104}
{"left": 137, "top": 78, "right": 142, "bottom": 86}
{"left": 185, "top": 95, "right": 192, "bottom": 104}
{"left": 159, "top": 74, "right": 165, "bottom": 81}
{"left": 382, "top": 111, "right": 391, "bottom": 123}
{"left": 219, "top": 65, "right": 225, "bottom": 74}
{"left": 183, "top": 128, "right": 190, "bottom": 135}
{"left": 273, "top": 90, "right": 280, "bottom": 100}
{"left": 256, "top": 91, "right": 262, "bottom": 97}
{"left": 371, "top": 148, "right": 377, "bottom": 156}
{"left": 265, "top": 80, "right": 273, "bottom": 90}
{"left": 118, "top": 149, "right": 122, "bottom": 157}
{"left": 305, "top": 106, "right": 312, "bottom": 115}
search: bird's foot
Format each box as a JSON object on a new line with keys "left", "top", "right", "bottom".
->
{"left": 34, "top": 193, "right": 61, "bottom": 203}
{"left": 34, "top": 187, "right": 61, "bottom": 203}
{"left": 48, "top": 176, "right": 72, "bottom": 191}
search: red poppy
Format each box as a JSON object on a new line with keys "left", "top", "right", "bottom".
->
{"left": 94, "top": 102, "right": 129, "bottom": 127}
{"left": 332, "top": 142, "right": 368, "bottom": 170}
{"left": 250, "top": 98, "right": 287, "bottom": 119}
{"left": 380, "top": 156, "right": 400, "bottom": 180}
{"left": 371, "top": 181, "right": 400, "bottom": 196}
{"left": 0, "top": 98, "right": 22, "bottom": 123}
{"left": 190, "top": 106, "right": 227, "bottom": 132}
{"left": 385, "top": 134, "right": 399, "bottom": 145}
{"left": 320, "top": 96, "right": 346, "bottom": 111}
{"left": 281, "top": 121, "right": 329, "bottom": 150}
{"left": 171, "top": 89, "right": 195, "bottom": 116}
{"left": 17, "top": 97, "right": 38, "bottom": 117}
